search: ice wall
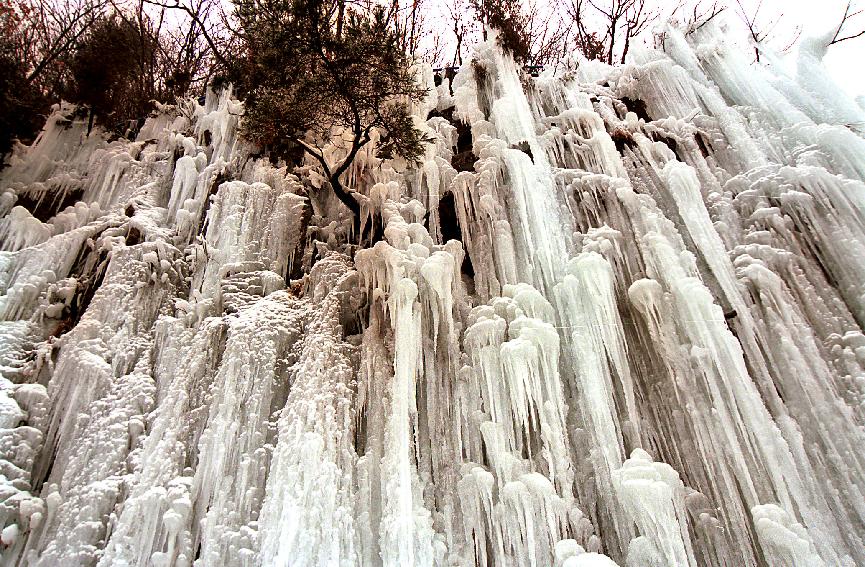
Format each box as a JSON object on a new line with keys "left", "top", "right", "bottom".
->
{"left": 2, "top": 19, "right": 865, "bottom": 567}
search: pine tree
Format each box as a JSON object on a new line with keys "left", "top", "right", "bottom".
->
{"left": 232, "top": 0, "right": 429, "bottom": 227}
{"left": 70, "top": 14, "right": 159, "bottom": 134}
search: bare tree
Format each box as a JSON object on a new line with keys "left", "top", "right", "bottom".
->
{"left": 141, "top": 0, "right": 232, "bottom": 70}
{"left": 678, "top": 0, "right": 725, "bottom": 35}
{"left": 387, "top": 0, "right": 421, "bottom": 54}
{"left": 420, "top": 24, "right": 446, "bottom": 66}
{"left": 521, "top": 0, "right": 570, "bottom": 67}
{"left": 648, "top": 0, "right": 724, "bottom": 54}
{"left": 828, "top": 1, "right": 865, "bottom": 46}
{"left": 733, "top": 0, "right": 803, "bottom": 62}
{"left": 594, "top": 0, "right": 659, "bottom": 64}
{"left": 1, "top": 0, "right": 55, "bottom": 154}
{"left": 385, "top": 0, "right": 446, "bottom": 63}
{"left": 565, "top": 0, "right": 659, "bottom": 64}
{"left": 444, "top": 0, "right": 475, "bottom": 66}
{"left": 565, "top": 0, "right": 597, "bottom": 59}
{"left": 149, "top": 0, "right": 227, "bottom": 95}
{"left": 19, "top": 0, "right": 107, "bottom": 89}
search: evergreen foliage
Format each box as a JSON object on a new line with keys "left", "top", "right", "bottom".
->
{"left": 0, "top": 2, "right": 51, "bottom": 158}
{"left": 70, "top": 15, "right": 160, "bottom": 134}
{"left": 231, "top": 0, "right": 430, "bottom": 223}
{"left": 0, "top": 42, "right": 46, "bottom": 157}
{"left": 470, "top": 0, "right": 532, "bottom": 63}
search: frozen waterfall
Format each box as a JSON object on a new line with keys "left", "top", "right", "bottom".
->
{"left": 2, "top": 20, "right": 865, "bottom": 567}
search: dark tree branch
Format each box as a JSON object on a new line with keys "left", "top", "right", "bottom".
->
{"left": 829, "top": 1, "right": 865, "bottom": 45}
{"left": 142, "top": 0, "right": 228, "bottom": 67}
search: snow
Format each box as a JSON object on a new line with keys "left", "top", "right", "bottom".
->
{"left": 1, "top": 17, "right": 865, "bottom": 567}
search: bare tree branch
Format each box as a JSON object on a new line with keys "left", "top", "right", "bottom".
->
{"left": 829, "top": 1, "right": 865, "bottom": 45}
{"left": 24, "top": 0, "right": 107, "bottom": 85}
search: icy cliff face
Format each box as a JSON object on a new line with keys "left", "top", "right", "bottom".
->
{"left": 2, "top": 20, "right": 865, "bottom": 567}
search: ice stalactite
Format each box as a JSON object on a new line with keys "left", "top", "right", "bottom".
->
{"left": 612, "top": 449, "right": 694, "bottom": 567}
{"left": 97, "top": 316, "right": 227, "bottom": 567}
{"left": 18, "top": 242, "right": 184, "bottom": 566}
{"left": 555, "top": 252, "right": 637, "bottom": 553}
{"left": 3, "top": 15, "right": 865, "bottom": 567}
{"left": 257, "top": 255, "right": 359, "bottom": 567}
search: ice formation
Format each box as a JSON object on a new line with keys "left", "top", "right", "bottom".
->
{"left": 2, "top": 18, "right": 865, "bottom": 567}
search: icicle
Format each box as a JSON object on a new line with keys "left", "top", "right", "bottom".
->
{"left": 258, "top": 256, "right": 359, "bottom": 567}
{"left": 612, "top": 449, "right": 695, "bottom": 566}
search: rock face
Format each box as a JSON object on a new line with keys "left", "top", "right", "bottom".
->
{"left": 2, "top": 21, "right": 865, "bottom": 567}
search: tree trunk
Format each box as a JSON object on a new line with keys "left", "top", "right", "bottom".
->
{"left": 329, "top": 174, "right": 362, "bottom": 238}
{"left": 336, "top": 0, "right": 345, "bottom": 40}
